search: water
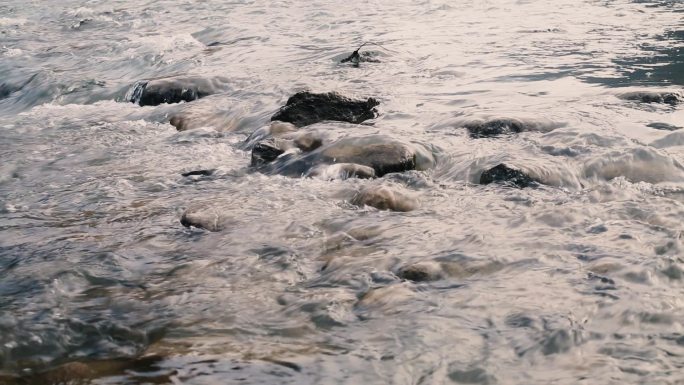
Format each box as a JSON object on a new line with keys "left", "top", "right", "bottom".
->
{"left": 1, "top": 0, "right": 683, "bottom": 384}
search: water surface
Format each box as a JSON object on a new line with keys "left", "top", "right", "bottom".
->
{"left": 1, "top": 0, "right": 684, "bottom": 384}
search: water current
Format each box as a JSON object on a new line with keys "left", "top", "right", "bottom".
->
{"left": 1, "top": 0, "right": 684, "bottom": 384}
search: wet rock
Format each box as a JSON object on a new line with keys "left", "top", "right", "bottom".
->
{"left": 480, "top": 164, "right": 538, "bottom": 188}
{"left": 181, "top": 206, "right": 226, "bottom": 231}
{"left": 397, "top": 261, "right": 443, "bottom": 282}
{"left": 465, "top": 118, "right": 525, "bottom": 138}
{"left": 647, "top": 122, "right": 681, "bottom": 131}
{"left": 181, "top": 169, "right": 215, "bottom": 177}
{"left": 250, "top": 138, "right": 289, "bottom": 167}
{"left": 618, "top": 90, "right": 682, "bottom": 105}
{"left": 253, "top": 134, "right": 434, "bottom": 178}
{"left": 293, "top": 131, "right": 324, "bottom": 152}
{"left": 271, "top": 91, "right": 379, "bottom": 127}
{"left": 341, "top": 45, "right": 382, "bottom": 66}
{"left": 317, "top": 135, "right": 421, "bottom": 176}
{"left": 127, "top": 76, "right": 230, "bottom": 106}
{"left": 307, "top": 163, "right": 376, "bottom": 180}
{"left": 351, "top": 185, "right": 418, "bottom": 212}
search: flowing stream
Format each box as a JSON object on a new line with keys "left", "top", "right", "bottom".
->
{"left": 1, "top": 0, "right": 684, "bottom": 384}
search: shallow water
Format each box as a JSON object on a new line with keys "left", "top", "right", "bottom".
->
{"left": 1, "top": 0, "right": 684, "bottom": 384}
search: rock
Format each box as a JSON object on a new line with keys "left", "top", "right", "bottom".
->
{"left": 397, "top": 261, "right": 444, "bottom": 282}
{"left": 480, "top": 164, "right": 538, "bottom": 188}
{"left": 293, "top": 131, "right": 324, "bottom": 152}
{"left": 618, "top": 90, "right": 682, "bottom": 105}
{"left": 351, "top": 185, "right": 418, "bottom": 212}
{"left": 465, "top": 118, "right": 525, "bottom": 138}
{"left": 316, "top": 135, "right": 419, "bottom": 176}
{"left": 252, "top": 134, "right": 434, "bottom": 179}
{"left": 181, "top": 169, "right": 215, "bottom": 177}
{"left": 181, "top": 206, "right": 225, "bottom": 231}
{"left": 307, "top": 163, "right": 376, "bottom": 180}
{"left": 270, "top": 121, "right": 298, "bottom": 136}
{"left": 251, "top": 138, "right": 289, "bottom": 167}
{"left": 127, "top": 76, "right": 230, "bottom": 106}
{"left": 647, "top": 122, "right": 681, "bottom": 131}
{"left": 271, "top": 91, "right": 379, "bottom": 127}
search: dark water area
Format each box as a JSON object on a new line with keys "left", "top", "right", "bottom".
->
{"left": 1, "top": 0, "right": 684, "bottom": 384}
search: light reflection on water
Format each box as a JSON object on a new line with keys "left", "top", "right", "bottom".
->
{"left": 1, "top": 0, "right": 683, "bottom": 384}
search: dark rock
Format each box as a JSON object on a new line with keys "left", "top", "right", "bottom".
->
{"left": 647, "top": 122, "right": 681, "bottom": 131}
{"left": 181, "top": 169, "right": 215, "bottom": 177}
{"left": 465, "top": 118, "right": 525, "bottom": 138}
{"left": 397, "top": 262, "right": 443, "bottom": 282}
{"left": 618, "top": 90, "right": 682, "bottom": 105}
{"left": 351, "top": 185, "right": 418, "bottom": 212}
{"left": 271, "top": 91, "right": 379, "bottom": 127}
{"left": 341, "top": 50, "right": 381, "bottom": 66}
{"left": 480, "top": 164, "right": 538, "bottom": 188}
{"left": 127, "top": 76, "right": 230, "bottom": 106}
{"left": 251, "top": 138, "right": 288, "bottom": 167}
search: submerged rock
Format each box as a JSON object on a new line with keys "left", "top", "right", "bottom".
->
{"left": 181, "top": 206, "right": 226, "bottom": 231}
{"left": 127, "top": 76, "right": 230, "bottom": 106}
{"left": 252, "top": 134, "right": 433, "bottom": 178}
{"left": 618, "top": 90, "right": 682, "bottom": 105}
{"left": 316, "top": 135, "right": 421, "bottom": 176}
{"left": 397, "top": 261, "right": 444, "bottom": 282}
{"left": 271, "top": 91, "right": 379, "bottom": 127}
{"left": 480, "top": 164, "right": 538, "bottom": 188}
{"left": 307, "top": 163, "right": 376, "bottom": 180}
{"left": 647, "top": 122, "right": 682, "bottom": 131}
{"left": 251, "top": 138, "right": 289, "bottom": 167}
{"left": 181, "top": 169, "right": 215, "bottom": 177}
{"left": 465, "top": 118, "right": 525, "bottom": 138}
{"left": 351, "top": 185, "right": 418, "bottom": 212}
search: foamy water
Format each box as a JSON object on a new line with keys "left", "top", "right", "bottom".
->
{"left": 1, "top": 0, "right": 683, "bottom": 384}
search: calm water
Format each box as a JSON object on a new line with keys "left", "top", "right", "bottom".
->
{"left": 1, "top": 0, "right": 684, "bottom": 384}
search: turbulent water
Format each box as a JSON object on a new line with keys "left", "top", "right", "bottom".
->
{"left": 1, "top": 0, "right": 684, "bottom": 384}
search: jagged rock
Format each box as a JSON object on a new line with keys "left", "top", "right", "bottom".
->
{"left": 351, "top": 185, "right": 418, "bottom": 212}
{"left": 271, "top": 91, "right": 379, "bottom": 127}
{"left": 618, "top": 90, "right": 682, "bottom": 105}
{"left": 480, "top": 164, "right": 538, "bottom": 188}
{"left": 127, "top": 76, "right": 230, "bottom": 106}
